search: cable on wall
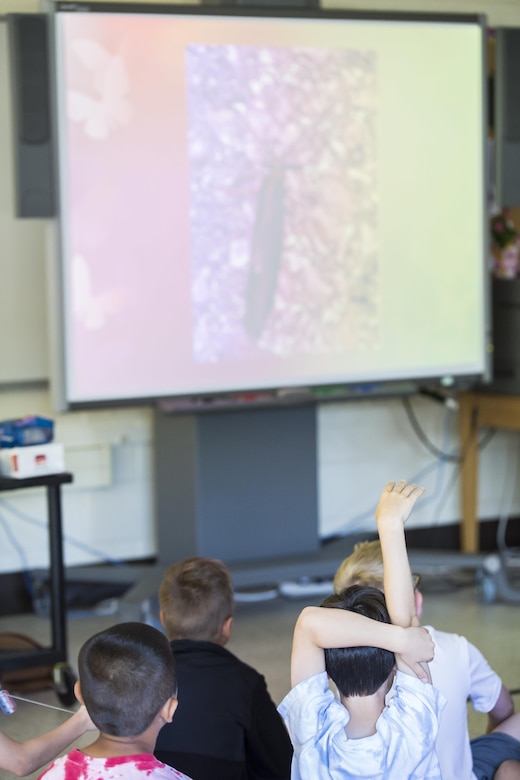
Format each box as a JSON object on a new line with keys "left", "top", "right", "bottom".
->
{"left": 401, "top": 395, "right": 496, "bottom": 462}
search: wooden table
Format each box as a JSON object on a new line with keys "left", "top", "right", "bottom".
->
{"left": 459, "top": 392, "right": 520, "bottom": 552}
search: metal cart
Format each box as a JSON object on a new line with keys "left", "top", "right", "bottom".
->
{"left": 0, "top": 472, "right": 76, "bottom": 705}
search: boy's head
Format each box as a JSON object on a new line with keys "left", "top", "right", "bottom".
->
{"left": 333, "top": 540, "right": 384, "bottom": 592}
{"left": 159, "top": 557, "right": 234, "bottom": 644}
{"left": 334, "top": 540, "right": 423, "bottom": 618}
{"left": 321, "top": 585, "right": 395, "bottom": 697}
{"left": 77, "top": 622, "right": 177, "bottom": 737}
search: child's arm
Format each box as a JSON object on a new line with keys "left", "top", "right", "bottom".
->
{"left": 376, "top": 479, "right": 430, "bottom": 679}
{"left": 290, "top": 605, "right": 433, "bottom": 687}
{"left": 376, "top": 479, "right": 424, "bottom": 629}
{"left": 0, "top": 705, "right": 95, "bottom": 776}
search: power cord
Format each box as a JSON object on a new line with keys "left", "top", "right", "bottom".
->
{"left": 401, "top": 396, "right": 496, "bottom": 463}
{"left": 404, "top": 394, "right": 520, "bottom": 562}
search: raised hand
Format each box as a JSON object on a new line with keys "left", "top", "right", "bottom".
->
{"left": 377, "top": 480, "right": 425, "bottom": 633}
{"left": 375, "top": 479, "right": 425, "bottom": 530}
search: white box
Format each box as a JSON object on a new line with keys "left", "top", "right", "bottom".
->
{"left": 0, "top": 443, "right": 65, "bottom": 479}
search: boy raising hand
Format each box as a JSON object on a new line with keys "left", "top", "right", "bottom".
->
{"left": 278, "top": 480, "right": 445, "bottom": 780}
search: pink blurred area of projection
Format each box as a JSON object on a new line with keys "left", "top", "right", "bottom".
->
{"left": 58, "top": 13, "right": 382, "bottom": 401}
{"left": 61, "top": 14, "right": 191, "bottom": 399}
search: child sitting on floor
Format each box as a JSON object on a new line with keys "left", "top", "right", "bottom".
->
{"left": 155, "top": 556, "right": 292, "bottom": 780}
{"left": 278, "top": 480, "right": 445, "bottom": 779}
{"left": 37, "top": 622, "right": 192, "bottom": 780}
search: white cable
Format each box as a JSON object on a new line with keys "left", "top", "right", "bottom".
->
{"left": 10, "top": 694, "right": 74, "bottom": 714}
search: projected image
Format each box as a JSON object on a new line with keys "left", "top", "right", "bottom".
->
{"left": 187, "top": 45, "right": 379, "bottom": 364}
{"left": 55, "top": 9, "right": 486, "bottom": 404}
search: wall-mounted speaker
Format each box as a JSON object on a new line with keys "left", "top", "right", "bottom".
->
{"left": 8, "top": 14, "right": 56, "bottom": 218}
{"left": 495, "top": 28, "right": 520, "bottom": 208}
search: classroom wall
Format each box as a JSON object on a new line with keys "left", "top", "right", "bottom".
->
{"left": 1, "top": 0, "right": 519, "bottom": 575}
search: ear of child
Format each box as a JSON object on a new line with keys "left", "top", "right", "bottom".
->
{"left": 160, "top": 696, "right": 178, "bottom": 725}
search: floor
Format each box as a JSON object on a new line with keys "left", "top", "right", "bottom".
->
{"left": 0, "top": 564, "right": 519, "bottom": 780}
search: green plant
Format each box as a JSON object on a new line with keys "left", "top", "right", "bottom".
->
{"left": 491, "top": 211, "right": 519, "bottom": 250}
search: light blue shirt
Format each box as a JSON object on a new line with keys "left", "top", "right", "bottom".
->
{"left": 278, "top": 670, "right": 444, "bottom": 780}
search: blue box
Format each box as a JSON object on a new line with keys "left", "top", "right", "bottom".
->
{"left": 0, "top": 416, "right": 54, "bottom": 448}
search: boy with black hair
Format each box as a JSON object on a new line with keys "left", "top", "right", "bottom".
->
{"left": 155, "top": 556, "right": 292, "bottom": 780}
{"left": 37, "top": 622, "right": 191, "bottom": 780}
{"left": 334, "top": 538, "right": 520, "bottom": 780}
{"left": 320, "top": 585, "right": 397, "bottom": 701}
{"left": 278, "top": 480, "right": 444, "bottom": 779}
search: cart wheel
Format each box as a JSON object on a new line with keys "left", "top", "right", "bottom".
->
{"left": 53, "top": 663, "right": 77, "bottom": 707}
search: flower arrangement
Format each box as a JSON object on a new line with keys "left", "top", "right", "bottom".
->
{"left": 491, "top": 210, "right": 520, "bottom": 278}
{"left": 491, "top": 210, "right": 519, "bottom": 249}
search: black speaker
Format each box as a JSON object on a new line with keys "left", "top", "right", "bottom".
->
{"left": 495, "top": 28, "right": 520, "bottom": 208}
{"left": 489, "top": 277, "right": 520, "bottom": 394}
{"left": 8, "top": 14, "right": 56, "bottom": 218}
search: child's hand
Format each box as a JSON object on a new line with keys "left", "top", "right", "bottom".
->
{"left": 397, "top": 625, "right": 434, "bottom": 682}
{"left": 396, "top": 657, "right": 431, "bottom": 683}
{"left": 375, "top": 480, "right": 424, "bottom": 530}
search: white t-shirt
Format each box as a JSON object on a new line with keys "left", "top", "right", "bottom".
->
{"left": 278, "top": 670, "right": 444, "bottom": 780}
{"left": 38, "top": 749, "right": 192, "bottom": 780}
{"left": 424, "top": 625, "right": 503, "bottom": 780}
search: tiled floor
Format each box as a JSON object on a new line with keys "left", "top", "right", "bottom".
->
{"left": 0, "top": 565, "right": 519, "bottom": 780}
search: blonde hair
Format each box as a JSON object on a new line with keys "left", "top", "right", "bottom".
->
{"left": 333, "top": 540, "right": 384, "bottom": 593}
{"left": 159, "top": 557, "right": 233, "bottom": 642}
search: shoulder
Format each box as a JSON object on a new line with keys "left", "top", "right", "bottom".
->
{"left": 214, "top": 646, "right": 271, "bottom": 689}
{"left": 423, "top": 624, "right": 463, "bottom": 647}
{"left": 381, "top": 677, "right": 444, "bottom": 777}
{"left": 172, "top": 639, "right": 252, "bottom": 668}
{"left": 38, "top": 751, "right": 87, "bottom": 779}
{"left": 171, "top": 639, "right": 250, "bottom": 673}
{"left": 112, "top": 754, "right": 191, "bottom": 778}
{"left": 423, "top": 624, "right": 472, "bottom": 667}
{"left": 425, "top": 624, "right": 486, "bottom": 658}
{"left": 37, "top": 757, "right": 66, "bottom": 780}
{"left": 152, "top": 760, "right": 192, "bottom": 779}
{"left": 425, "top": 624, "right": 500, "bottom": 679}
{"left": 279, "top": 672, "right": 341, "bottom": 733}
{"left": 173, "top": 639, "right": 275, "bottom": 697}
{"left": 392, "top": 671, "right": 445, "bottom": 716}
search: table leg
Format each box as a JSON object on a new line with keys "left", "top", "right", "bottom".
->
{"left": 459, "top": 395, "right": 479, "bottom": 553}
{"left": 47, "top": 484, "right": 67, "bottom": 658}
